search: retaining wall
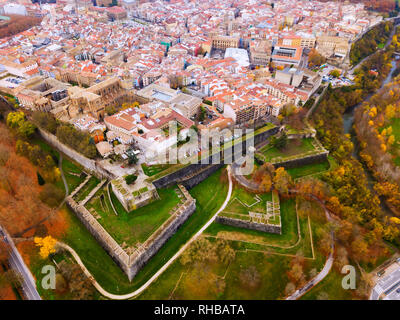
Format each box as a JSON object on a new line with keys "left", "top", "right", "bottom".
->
{"left": 272, "top": 151, "right": 329, "bottom": 170}
{"left": 65, "top": 197, "right": 132, "bottom": 276}
{"left": 66, "top": 185, "right": 196, "bottom": 281}
{"left": 215, "top": 216, "right": 282, "bottom": 234}
{"left": 37, "top": 128, "right": 115, "bottom": 180}
{"left": 153, "top": 126, "right": 280, "bottom": 189}
{"left": 127, "top": 196, "right": 196, "bottom": 278}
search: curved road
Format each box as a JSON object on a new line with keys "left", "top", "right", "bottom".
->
{"left": 0, "top": 226, "right": 41, "bottom": 300}
{"left": 59, "top": 166, "right": 233, "bottom": 300}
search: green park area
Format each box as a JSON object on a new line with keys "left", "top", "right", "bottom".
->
{"left": 85, "top": 186, "right": 182, "bottom": 247}
{"left": 258, "top": 138, "right": 320, "bottom": 163}
{"left": 30, "top": 135, "right": 87, "bottom": 192}
{"left": 140, "top": 192, "right": 328, "bottom": 300}
{"left": 72, "top": 176, "right": 100, "bottom": 203}
{"left": 301, "top": 270, "right": 353, "bottom": 300}
{"left": 219, "top": 186, "right": 280, "bottom": 226}
{"left": 286, "top": 159, "right": 332, "bottom": 180}
{"left": 30, "top": 167, "right": 230, "bottom": 297}
{"left": 141, "top": 163, "right": 173, "bottom": 177}
{"left": 206, "top": 198, "right": 312, "bottom": 256}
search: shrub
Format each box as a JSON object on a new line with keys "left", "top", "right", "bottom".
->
{"left": 125, "top": 174, "right": 137, "bottom": 185}
{"left": 37, "top": 172, "right": 45, "bottom": 185}
{"left": 39, "top": 183, "right": 64, "bottom": 207}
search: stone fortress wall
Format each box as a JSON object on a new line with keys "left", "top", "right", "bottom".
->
{"left": 66, "top": 181, "right": 196, "bottom": 281}
{"left": 215, "top": 216, "right": 282, "bottom": 234}
{"left": 37, "top": 128, "right": 115, "bottom": 180}
{"left": 153, "top": 126, "right": 281, "bottom": 189}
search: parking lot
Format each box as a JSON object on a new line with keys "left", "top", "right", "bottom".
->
{"left": 370, "top": 259, "right": 400, "bottom": 300}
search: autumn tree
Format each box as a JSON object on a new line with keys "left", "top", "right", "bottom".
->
{"left": 34, "top": 236, "right": 57, "bottom": 259}
{"left": 308, "top": 49, "right": 326, "bottom": 67}
{"left": 58, "top": 260, "right": 95, "bottom": 300}
{"left": 6, "top": 111, "right": 36, "bottom": 139}
{"left": 273, "top": 167, "right": 293, "bottom": 195}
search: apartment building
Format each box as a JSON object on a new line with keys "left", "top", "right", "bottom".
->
{"left": 271, "top": 45, "right": 303, "bottom": 67}
{"left": 316, "top": 35, "right": 349, "bottom": 59}
{"left": 211, "top": 36, "right": 240, "bottom": 50}
{"left": 223, "top": 95, "right": 267, "bottom": 124}
{"left": 280, "top": 35, "right": 316, "bottom": 49}
{"left": 249, "top": 40, "right": 272, "bottom": 66}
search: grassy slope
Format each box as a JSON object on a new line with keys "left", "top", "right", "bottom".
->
{"left": 87, "top": 187, "right": 180, "bottom": 246}
{"left": 260, "top": 138, "right": 316, "bottom": 162}
{"left": 55, "top": 167, "right": 229, "bottom": 295}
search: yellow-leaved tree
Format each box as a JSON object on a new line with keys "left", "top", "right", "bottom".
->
{"left": 34, "top": 236, "right": 57, "bottom": 259}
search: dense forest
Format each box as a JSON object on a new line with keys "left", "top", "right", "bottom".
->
{"left": 305, "top": 27, "right": 400, "bottom": 290}
{"left": 0, "top": 14, "right": 42, "bottom": 39}
{"left": 350, "top": 21, "right": 393, "bottom": 65}
{"left": 354, "top": 76, "right": 400, "bottom": 216}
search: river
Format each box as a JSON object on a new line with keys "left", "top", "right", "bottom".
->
{"left": 342, "top": 59, "right": 398, "bottom": 213}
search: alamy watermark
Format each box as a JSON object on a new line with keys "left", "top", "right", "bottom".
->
{"left": 142, "top": 121, "right": 255, "bottom": 175}
{"left": 41, "top": 265, "right": 56, "bottom": 290}
{"left": 341, "top": 265, "right": 356, "bottom": 290}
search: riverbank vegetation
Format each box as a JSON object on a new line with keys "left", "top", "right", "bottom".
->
{"left": 350, "top": 20, "right": 393, "bottom": 65}
{"left": 354, "top": 74, "right": 400, "bottom": 221}
{"left": 304, "top": 26, "right": 400, "bottom": 299}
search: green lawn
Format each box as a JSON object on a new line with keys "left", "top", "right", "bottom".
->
{"left": 86, "top": 186, "right": 182, "bottom": 246}
{"left": 301, "top": 270, "right": 354, "bottom": 300}
{"left": 141, "top": 163, "right": 172, "bottom": 177}
{"left": 39, "top": 167, "right": 229, "bottom": 296}
{"left": 140, "top": 195, "right": 327, "bottom": 300}
{"left": 286, "top": 160, "right": 331, "bottom": 180}
{"left": 219, "top": 186, "right": 281, "bottom": 225}
{"left": 62, "top": 157, "right": 86, "bottom": 191}
{"left": 206, "top": 198, "right": 311, "bottom": 256}
{"left": 259, "top": 138, "right": 317, "bottom": 162}
{"left": 73, "top": 176, "right": 100, "bottom": 202}
{"left": 30, "top": 135, "right": 86, "bottom": 192}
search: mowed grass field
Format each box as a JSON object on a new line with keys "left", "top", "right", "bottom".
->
{"left": 139, "top": 196, "right": 328, "bottom": 300}
{"left": 218, "top": 186, "right": 281, "bottom": 225}
{"left": 259, "top": 138, "right": 316, "bottom": 162}
{"left": 205, "top": 198, "right": 313, "bottom": 256}
{"left": 300, "top": 270, "right": 353, "bottom": 300}
{"left": 73, "top": 176, "right": 100, "bottom": 202}
{"left": 221, "top": 187, "right": 272, "bottom": 216}
{"left": 32, "top": 167, "right": 230, "bottom": 296}
{"left": 86, "top": 186, "right": 181, "bottom": 246}
{"left": 286, "top": 160, "right": 331, "bottom": 180}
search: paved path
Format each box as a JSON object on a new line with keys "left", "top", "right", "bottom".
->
{"left": 230, "top": 165, "right": 336, "bottom": 300}
{"left": 59, "top": 166, "right": 233, "bottom": 300}
{"left": 286, "top": 190, "right": 335, "bottom": 300}
{"left": 231, "top": 161, "right": 259, "bottom": 191}
{"left": 59, "top": 154, "right": 69, "bottom": 197}
{"left": 0, "top": 226, "right": 41, "bottom": 300}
